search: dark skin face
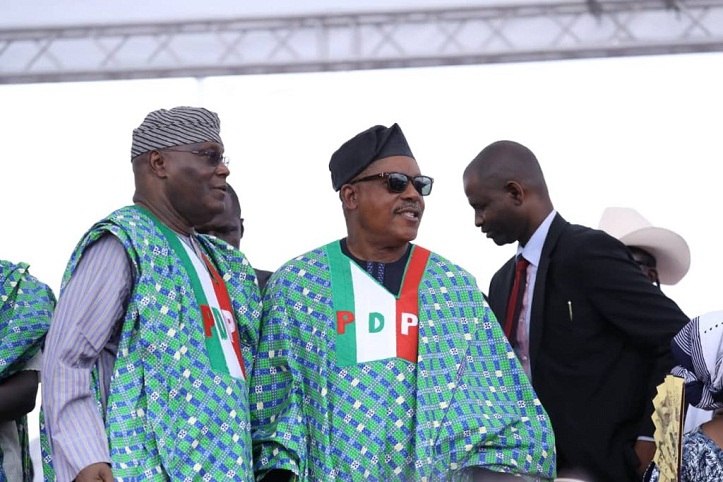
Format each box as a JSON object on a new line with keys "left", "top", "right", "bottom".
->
{"left": 341, "top": 155, "right": 425, "bottom": 262}
{"left": 463, "top": 170, "right": 534, "bottom": 246}
{"left": 196, "top": 192, "right": 243, "bottom": 249}
{"left": 629, "top": 246, "right": 660, "bottom": 286}
{"left": 134, "top": 141, "right": 230, "bottom": 234}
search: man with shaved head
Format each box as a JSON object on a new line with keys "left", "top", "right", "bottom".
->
{"left": 463, "top": 140, "right": 688, "bottom": 481}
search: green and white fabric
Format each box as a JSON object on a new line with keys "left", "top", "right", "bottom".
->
{"left": 0, "top": 260, "right": 55, "bottom": 482}
{"left": 170, "top": 226, "right": 249, "bottom": 381}
{"left": 42, "top": 205, "right": 261, "bottom": 481}
{"left": 251, "top": 241, "right": 556, "bottom": 481}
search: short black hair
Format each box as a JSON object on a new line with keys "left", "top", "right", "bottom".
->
{"left": 227, "top": 184, "right": 241, "bottom": 217}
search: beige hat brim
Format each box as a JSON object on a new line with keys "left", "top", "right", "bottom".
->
{"left": 618, "top": 226, "right": 690, "bottom": 285}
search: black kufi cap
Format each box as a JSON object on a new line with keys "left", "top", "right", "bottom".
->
{"left": 329, "top": 123, "right": 414, "bottom": 191}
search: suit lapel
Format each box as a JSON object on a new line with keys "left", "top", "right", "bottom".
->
{"left": 490, "top": 257, "right": 516, "bottom": 322}
{"left": 529, "top": 213, "right": 568, "bottom": 366}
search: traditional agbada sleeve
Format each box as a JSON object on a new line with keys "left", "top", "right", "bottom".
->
{"left": 250, "top": 268, "right": 306, "bottom": 479}
{"left": 0, "top": 260, "right": 55, "bottom": 379}
{"left": 415, "top": 255, "right": 556, "bottom": 480}
{"left": 456, "top": 294, "right": 554, "bottom": 476}
{"left": 250, "top": 248, "right": 556, "bottom": 481}
{"left": 41, "top": 236, "right": 131, "bottom": 482}
{"left": 0, "top": 260, "right": 55, "bottom": 482}
{"left": 44, "top": 207, "right": 262, "bottom": 482}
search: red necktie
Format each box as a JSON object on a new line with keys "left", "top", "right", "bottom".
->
{"left": 504, "top": 256, "right": 530, "bottom": 343}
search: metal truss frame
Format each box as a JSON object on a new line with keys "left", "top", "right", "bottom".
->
{"left": 1, "top": 0, "right": 723, "bottom": 84}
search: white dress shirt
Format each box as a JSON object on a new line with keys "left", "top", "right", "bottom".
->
{"left": 514, "top": 210, "right": 556, "bottom": 378}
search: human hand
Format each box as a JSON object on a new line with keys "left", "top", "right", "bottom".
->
{"left": 634, "top": 440, "right": 656, "bottom": 477}
{"left": 75, "top": 462, "right": 113, "bottom": 482}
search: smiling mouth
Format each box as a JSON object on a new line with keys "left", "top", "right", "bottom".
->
{"left": 396, "top": 209, "right": 421, "bottom": 221}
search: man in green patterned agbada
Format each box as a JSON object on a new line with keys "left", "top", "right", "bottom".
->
{"left": 0, "top": 260, "right": 55, "bottom": 482}
{"left": 41, "top": 107, "right": 261, "bottom": 482}
{"left": 250, "top": 124, "right": 556, "bottom": 481}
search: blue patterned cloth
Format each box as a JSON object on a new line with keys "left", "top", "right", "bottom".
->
{"left": 647, "top": 426, "right": 723, "bottom": 482}
{"left": 0, "top": 260, "right": 55, "bottom": 482}
{"left": 251, "top": 242, "right": 556, "bottom": 481}
{"left": 41, "top": 206, "right": 261, "bottom": 481}
{"left": 646, "top": 312, "right": 723, "bottom": 482}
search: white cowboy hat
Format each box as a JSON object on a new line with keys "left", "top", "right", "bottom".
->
{"left": 598, "top": 207, "right": 690, "bottom": 285}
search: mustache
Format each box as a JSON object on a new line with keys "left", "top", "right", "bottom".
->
{"left": 394, "top": 202, "right": 422, "bottom": 213}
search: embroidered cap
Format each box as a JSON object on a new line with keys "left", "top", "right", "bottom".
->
{"left": 131, "top": 106, "right": 222, "bottom": 160}
{"left": 329, "top": 123, "right": 414, "bottom": 191}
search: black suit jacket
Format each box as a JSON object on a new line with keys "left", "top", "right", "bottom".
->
{"left": 488, "top": 214, "right": 688, "bottom": 482}
{"left": 254, "top": 268, "right": 272, "bottom": 291}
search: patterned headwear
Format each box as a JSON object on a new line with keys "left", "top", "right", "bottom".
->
{"left": 670, "top": 311, "right": 723, "bottom": 410}
{"left": 131, "top": 106, "right": 222, "bottom": 159}
{"left": 329, "top": 123, "right": 414, "bottom": 191}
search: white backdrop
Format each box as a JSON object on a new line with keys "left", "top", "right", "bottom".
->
{"left": 3, "top": 53, "right": 721, "bottom": 316}
{"left": 2, "top": 52, "right": 722, "bottom": 481}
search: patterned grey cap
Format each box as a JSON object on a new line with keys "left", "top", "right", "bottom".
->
{"left": 131, "top": 106, "right": 222, "bottom": 159}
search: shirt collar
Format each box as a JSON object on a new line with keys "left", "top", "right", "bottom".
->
{"left": 516, "top": 210, "right": 556, "bottom": 267}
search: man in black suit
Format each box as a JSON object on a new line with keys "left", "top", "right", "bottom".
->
{"left": 462, "top": 140, "right": 688, "bottom": 482}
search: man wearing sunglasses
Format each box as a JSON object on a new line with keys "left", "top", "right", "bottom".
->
{"left": 251, "top": 124, "right": 555, "bottom": 481}
{"left": 41, "top": 107, "right": 261, "bottom": 482}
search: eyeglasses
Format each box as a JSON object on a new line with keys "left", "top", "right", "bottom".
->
{"left": 349, "top": 172, "right": 434, "bottom": 196}
{"left": 161, "top": 148, "right": 230, "bottom": 167}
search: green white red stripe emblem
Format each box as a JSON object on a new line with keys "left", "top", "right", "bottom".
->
{"left": 327, "top": 242, "right": 430, "bottom": 367}
{"left": 141, "top": 207, "right": 246, "bottom": 380}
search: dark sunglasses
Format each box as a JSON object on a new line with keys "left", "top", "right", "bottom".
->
{"left": 349, "top": 172, "right": 434, "bottom": 196}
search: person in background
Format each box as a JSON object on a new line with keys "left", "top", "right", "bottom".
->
{"left": 41, "top": 106, "right": 261, "bottom": 482}
{"left": 197, "top": 184, "right": 273, "bottom": 290}
{"left": 251, "top": 124, "right": 555, "bottom": 481}
{"left": 599, "top": 207, "right": 706, "bottom": 434}
{"left": 463, "top": 140, "right": 688, "bottom": 481}
{"left": 0, "top": 260, "right": 55, "bottom": 482}
{"left": 598, "top": 207, "right": 690, "bottom": 288}
{"left": 645, "top": 311, "right": 723, "bottom": 481}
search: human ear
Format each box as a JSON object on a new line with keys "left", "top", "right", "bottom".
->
{"left": 339, "top": 185, "right": 359, "bottom": 210}
{"left": 148, "top": 150, "right": 168, "bottom": 178}
{"left": 504, "top": 180, "right": 525, "bottom": 205}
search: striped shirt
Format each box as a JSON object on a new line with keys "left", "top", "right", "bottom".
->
{"left": 41, "top": 234, "right": 130, "bottom": 482}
